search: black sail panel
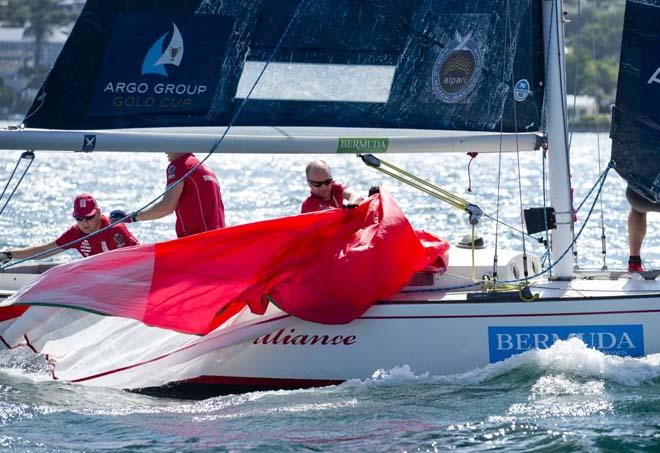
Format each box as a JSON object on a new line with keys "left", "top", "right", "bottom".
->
{"left": 24, "top": 0, "right": 545, "bottom": 133}
{"left": 611, "top": 0, "right": 660, "bottom": 201}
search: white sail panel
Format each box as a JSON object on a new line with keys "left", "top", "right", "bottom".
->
{"left": 235, "top": 62, "right": 396, "bottom": 103}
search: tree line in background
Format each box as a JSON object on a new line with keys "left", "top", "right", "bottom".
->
{"left": 563, "top": 0, "right": 626, "bottom": 113}
{"left": 1, "top": 0, "right": 75, "bottom": 70}
{"left": 0, "top": 0, "right": 76, "bottom": 113}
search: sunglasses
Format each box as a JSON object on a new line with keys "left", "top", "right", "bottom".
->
{"left": 308, "top": 178, "right": 333, "bottom": 188}
{"left": 74, "top": 213, "right": 96, "bottom": 221}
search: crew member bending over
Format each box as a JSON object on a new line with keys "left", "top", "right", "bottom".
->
{"left": 111, "top": 153, "right": 225, "bottom": 238}
{"left": 301, "top": 160, "right": 364, "bottom": 213}
{"left": 0, "top": 193, "right": 138, "bottom": 264}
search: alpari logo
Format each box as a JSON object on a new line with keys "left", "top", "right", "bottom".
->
{"left": 432, "top": 31, "right": 483, "bottom": 103}
{"left": 142, "top": 23, "right": 184, "bottom": 76}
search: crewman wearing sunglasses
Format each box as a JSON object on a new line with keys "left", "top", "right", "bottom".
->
{"left": 301, "top": 160, "right": 364, "bottom": 214}
{"left": 0, "top": 193, "right": 139, "bottom": 265}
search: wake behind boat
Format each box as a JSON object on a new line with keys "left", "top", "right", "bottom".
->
{"left": 2, "top": 0, "right": 660, "bottom": 398}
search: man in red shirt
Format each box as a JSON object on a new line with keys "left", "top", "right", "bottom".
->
{"left": 110, "top": 153, "right": 225, "bottom": 238}
{"left": 0, "top": 193, "right": 139, "bottom": 264}
{"left": 301, "top": 160, "right": 364, "bottom": 213}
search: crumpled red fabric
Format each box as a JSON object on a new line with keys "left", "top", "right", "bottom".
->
{"left": 4, "top": 190, "right": 449, "bottom": 335}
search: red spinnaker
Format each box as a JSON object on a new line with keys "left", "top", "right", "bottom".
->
{"left": 4, "top": 191, "right": 448, "bottom": 335}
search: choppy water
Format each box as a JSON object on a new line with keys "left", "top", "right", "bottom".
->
{"left": 1, "top": 132, "right": 660, "bottom": 451}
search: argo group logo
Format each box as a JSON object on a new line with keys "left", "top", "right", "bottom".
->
{"left": 142, "top": 23, "right": 184, "bottom": 77}
{"left": 91, "top": 12, "right": 233, "bottom": 116}
{"left": 432, "top": 31, "right": 483, "bottom": 103}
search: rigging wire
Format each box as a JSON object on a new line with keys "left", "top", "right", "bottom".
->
{"left": 554, "top": 0, "right": 579, "bottom": 268}
{"left": 541, "top": 143, "right": 552, "bottom": 268}
{"left": 505, "top": 0, "right": 530, "bottom": 282}
{"left": 492, "top": 0, "right": 513, "bottom": 283}
{"left": 590, "top": 0, "right": 608, "bottom": 270}
{"left": 404, "top": 162, "right": 614, "bottom": 293}
{"left": 537, "top": 0, "right": 556, "bottom": 277}
{"left": 0, "top": 151, "right": 35, "bottom": 217}
{"left": 1, "top": 0, "right": 309, "bottom": 269}
{"left": 465, "top": 152, "right": 478, "bottom": 193}
{"left": 567, "top": 0, "right": 583, "bottom": 268}
{"left": 491, "top": 161, "right": 610, "bottom": 284}
{"left": 567, "top": 0, "right": 582, "bottom": 150}
{"left": 539, "top": 0, "right": 557, "bottom": 133}
{"left": 358, "top": 153, "right": 546, "bottom": 244}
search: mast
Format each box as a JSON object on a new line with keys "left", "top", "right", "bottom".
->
{"left": 543, "top": 0, "right": 574, "bottom": 279}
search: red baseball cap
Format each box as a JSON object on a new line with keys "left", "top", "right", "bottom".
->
{"left": 72, "top": 193, "right": 98, "bottom": 218}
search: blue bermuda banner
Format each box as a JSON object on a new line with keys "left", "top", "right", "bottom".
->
{"left": 488, "top": 325, "right": 645, "bottom": 362}
{"left": 89, "top": 12, "right": 233, "bottom": 117}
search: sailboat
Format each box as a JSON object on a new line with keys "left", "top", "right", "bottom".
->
{"left": 1, "top": 0, "right": 659, "bottom": 398}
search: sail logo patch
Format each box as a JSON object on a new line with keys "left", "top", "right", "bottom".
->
{"left": 337, "top": 138, "right": 389, "bottom": 153}
{"left": 432, "top": 31, "right": 483, "bottom": 103}
{"left": 488, "top": 325, "right": 644, "bottom": 363}
{"left": 142, "top": 23, "right": 184, "bottom": 77}
{"left": 647, "top": 67, "right": 660, "bottom": 85}
{"left": 514, "top": 79, "right": 530, "bottom": 102}
{"left": 82, "top": 135, "right": 96, "bottom": 151}
{"left": 91, "top": 13, "right": 233, "bottom": 117}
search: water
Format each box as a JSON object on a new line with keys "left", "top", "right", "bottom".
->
{"left": 1, "top": 132, "right": 660, "bottom": 451}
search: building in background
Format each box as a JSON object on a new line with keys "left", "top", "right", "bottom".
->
{"left": 566, "top": 94, "right": 599, "bottom": 121}
{"left": 0, "top": 25, "right": 67, "bottom": 113}
{"left": 0, "top": 0, "right": 83, "bottom": 114}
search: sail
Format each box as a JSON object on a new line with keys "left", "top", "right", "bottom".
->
{"left": 611, "top": 0, "right": 660, "bottom": 201}
{"left": 24, "top": 0, "right": 545, "bottom": 134}
{"left": 2, "top": 191, "right": 448, "bottom": 335}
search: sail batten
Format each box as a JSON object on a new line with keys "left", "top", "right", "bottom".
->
{"left": 21, "top": 0, "right": 545, "bottom": 135}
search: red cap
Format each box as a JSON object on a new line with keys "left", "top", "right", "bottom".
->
{"left": 72, "top": 193, "right": 98, "bottom": 218}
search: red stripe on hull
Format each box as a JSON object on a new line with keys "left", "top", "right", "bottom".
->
{"left": 185, "top": 375, "right": 343, "bottom": 388}
{"left": 360, "top": 308, "right": 660, "bottom": 320}
{"left": 133, "top": 375, "right": 344, "bottom": 399}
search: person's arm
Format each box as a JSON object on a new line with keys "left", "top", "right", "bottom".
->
{"left": 342, "top": 187, "right": 364, "bottom": 205}
{"left": 8, "top": 241, "right": 63, "bottom": 260}
{"left": 134, "top": 183, "right": 184, "bottom": 221}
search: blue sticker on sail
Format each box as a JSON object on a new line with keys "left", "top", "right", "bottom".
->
{"left": 514, "top": 79, "right": 530, "bottom": 102}
{"left": 82, "top": 134, "right": 96, "bottom": 151}
{"left": 432, "top": 31, "right": 483, "bottom": 103}
{"left": 488, "top": 325, "right": 644, "bottom": 362}
{"left": 90, "top": 13, "right": 234, "bottom": 117}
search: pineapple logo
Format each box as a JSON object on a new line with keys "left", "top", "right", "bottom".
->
{"left": 432, "top": 31, "right": 483, "bottom": 103}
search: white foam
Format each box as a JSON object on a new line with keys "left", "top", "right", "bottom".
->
{"left": 341, "top": 338, "right": 660, "bottom": 390}
{"left": 0, "top": 350, "right": 52, "bottom": 382}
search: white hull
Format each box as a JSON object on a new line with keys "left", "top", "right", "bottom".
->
{"left": 4, "top": 263, "right": 659, "bottom": 397}
{"left": 144, "top": 279, "right": 660, "bottom": 396}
